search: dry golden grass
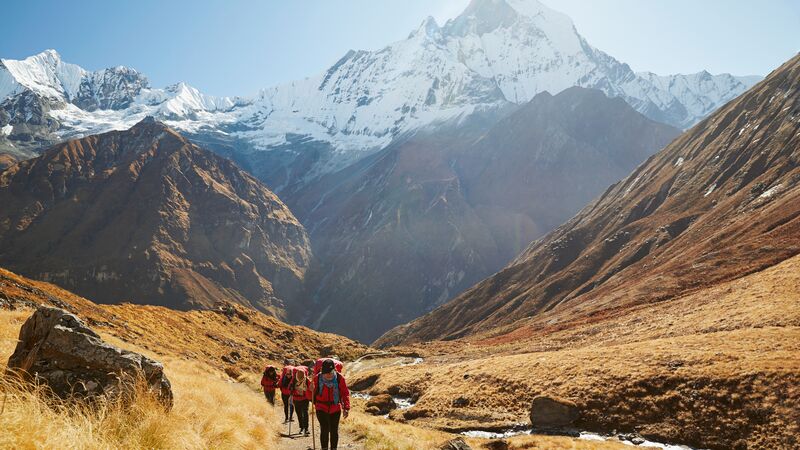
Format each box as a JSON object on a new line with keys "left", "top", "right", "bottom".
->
{"left": 341, "top": 408, "right": 630, "bottom": 450}
{"left": 0, "top": 267, "right": 367, "bottom": 375}
{"left": 358, "top": 256, "right": 800, "bottom": 449}
{"left": 0, "top": 308, "right": 282, "bottom": 450}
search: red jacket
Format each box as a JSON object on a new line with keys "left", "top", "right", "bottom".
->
{"left": 313, "top": 372, "right": 350, "bottom": 414}
{"left": 279, "top": 366, "right": 294, "bottom": 395}
{"left": 260, "top": 365, "right": 279, "bottom": 392}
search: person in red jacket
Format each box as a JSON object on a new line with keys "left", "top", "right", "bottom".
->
{"left": 279, "top": 363, "right": 295, "bottom": 423}
{"left": 291, "top": 366, "right": 313, "bottom": 436}
{"left": 313, "top": 359, "right": 350, "bottom": 450}
{"left": 260, "top": 365, "right": 279, "bottom": 405}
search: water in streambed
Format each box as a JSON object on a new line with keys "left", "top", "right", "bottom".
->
{"left": 460, "top": 428, "right": 702, "bottom": 449}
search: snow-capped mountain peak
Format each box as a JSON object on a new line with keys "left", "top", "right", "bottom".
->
{"left": 0, "top": 49, "right": 85, "bottom": 101}
{"left": 1, "top": 1, "right": 762, "bottom": 176}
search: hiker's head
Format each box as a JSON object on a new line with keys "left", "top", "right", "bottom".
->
{"left": 321, "top": 359, "right": 336, "bottom": 379}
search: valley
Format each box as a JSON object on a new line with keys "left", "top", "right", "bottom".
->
{"left": 0, "top": 0, "right": 797, "bottom": 449}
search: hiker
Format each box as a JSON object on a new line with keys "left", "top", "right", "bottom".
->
{"left": 260, "top": 365, "right": 279, "bottom": 405}
{"left": 291, "top": 366, "right": 312, "bottom": 436}
{"left": 279, "top": 362, "right": 295, "bottom": 423}
{"left": 313, "top": 359, "right": 350, "bottom": 450}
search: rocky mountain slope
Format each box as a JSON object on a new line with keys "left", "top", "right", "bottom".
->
{"left": 291, "top": 87, "right": 678, "bottom": 342}
{"left": 0, "top": 118, "right": 311, "bottom": 318}
{"left": 0, "top": 266, "right": 365, "bottom": 378}
{"left": 360, "top": 253, "right": 799, "bottom": 449}
{"left": 378, "top": 53, "right": 800, "bottom": 345}
{"left": 1, "top": 0, "right": 757, "bottom": 182}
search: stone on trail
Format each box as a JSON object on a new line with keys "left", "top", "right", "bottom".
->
{"left": 6, "top": 306, "right": 173, "bottom": 408}
{"left": 529, "top": 395, "right": 579, "bottom": 428}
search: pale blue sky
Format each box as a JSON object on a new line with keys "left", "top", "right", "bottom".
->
{"left": 1, "top": 0, "right": 797, "bottom": 96}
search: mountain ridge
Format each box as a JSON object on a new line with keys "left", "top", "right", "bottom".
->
{"left": 0, "top": 117, "right": 311, "bottom": 318}
{"left": 1, "top": 0, "right": 760, "bottom": 176}
{"left": 377, "top": 52, "right": 800, "bottom": 346}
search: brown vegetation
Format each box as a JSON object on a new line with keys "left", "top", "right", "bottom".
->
{"left": 358, "top": 254, "right": 800, "bottom": 449}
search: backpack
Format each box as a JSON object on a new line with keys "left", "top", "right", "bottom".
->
{"left": 280, "top": 366, "right": 294, "bottom": 388}
{"left": 313, "top": 358, "right": 343, "bottom": 376}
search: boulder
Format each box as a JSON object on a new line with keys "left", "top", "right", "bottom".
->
{"left": 452, "top": 396, "right": 470, "bottom": 407}
{"left": 529, "top": 395, "right": 579, "bottom": 428}
{"left": 440, "top": 438, "right": 472, "bottom": 450}
{"left": 365, "top": 393, "right": 397, "bottom": 415}
{"left": 483, "top": 441, "right": 509, "bottom": 450}
{"left": 350, "top": 373, "right": 379, "bottom": 391}
{"left": 6, "top": 307, "right": 173, "bottom": 408}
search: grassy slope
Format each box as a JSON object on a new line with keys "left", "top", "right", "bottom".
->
{"left": 0, "top": 268, "right": 634, "bottom": 449}
{"left": 355, "top": 255, "right": 800, "bottom": 449}
{"left": 0, "top": 309, "right": 281, "bottom": 450}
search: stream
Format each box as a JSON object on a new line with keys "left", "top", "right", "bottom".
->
{"left": 460, "top": 428, "right": 701, "bottom": 449}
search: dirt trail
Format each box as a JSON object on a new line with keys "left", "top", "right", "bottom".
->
{"left": 276, "top": 414, "right": 365, "bottom": 450}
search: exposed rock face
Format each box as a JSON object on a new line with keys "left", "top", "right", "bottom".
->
{"left": 529, "top": 395, "right": 579, "bottom": 428}
{"left": 7, "top": 306, "right": 172, "bottom": 407}
{"left": 0, "top": 118, "right": 311, "bottom": 317}
{"left": 365, "top": 393, "right": 397, "bottom": 415}
{"left": 377, "top": 53, "right": 800, "bottom": 345}
{"left": 293, "top": 87, "right": 678, "bottom": 342}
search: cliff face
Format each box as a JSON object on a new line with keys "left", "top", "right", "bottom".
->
{"left": 0, "top": 118, "right": 311, "bottom": 318}
{"left": 378, "top": 54, "right": 800, "bottom": 346}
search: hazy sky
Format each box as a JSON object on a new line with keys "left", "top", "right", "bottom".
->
{"left": 2, "top": 0, "right": 797, "bottom": 97}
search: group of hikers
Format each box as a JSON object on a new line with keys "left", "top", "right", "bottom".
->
{"left": 261, "top": 357, "right": 351, "bottom": 450}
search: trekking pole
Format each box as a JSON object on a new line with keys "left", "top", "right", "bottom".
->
{"left": 288, "top": 399, "right": 294, "bottom": 436}
{"left": 311, "top": 378, "right": 317, "bottom": 450}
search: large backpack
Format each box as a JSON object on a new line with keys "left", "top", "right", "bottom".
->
{"left": 280, "top": 366, "right": 294, "bottom": 388}
{"left": 313, "top": 358, "right": 343, "bottom": 376}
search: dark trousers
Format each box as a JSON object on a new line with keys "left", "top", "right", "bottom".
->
{"left": 264, "top": 389, "right": 275, "bottom": 405}
{"left": 317, "top": 410, "right": 341, "bottom": 449}
{"left": 294, "top": 399, "right": 309, "bottom": 431}
{"left": 281, "top": 393, "right": 293, "bottom": 420}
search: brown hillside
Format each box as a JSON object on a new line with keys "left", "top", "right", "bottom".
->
{"left": 359, "top": 254, "right": 800, "bottom": 449}
{"left": 0, "top": 266, "right": 365, "bottom": 373}
{"left": 0, "top": 118, "right": 311, "bottom": 318}
{"left": 378, "top": 53, "right": 800, "bottom": 345}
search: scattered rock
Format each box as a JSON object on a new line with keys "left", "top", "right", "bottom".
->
{"left": 6, "top": 307, "right": 172, "bottom": 408}
{"left": 350, "top": 374, "right": 380, "bottom": 391}
{"left": 224, "top": 366, "right": 242, "bottom": 380}
{"left": 440, "top": 437, "right": 472, "bottom": 450}
{"left": 403, "top": 408, "right": 429, "bottom": 420}
{"left": 452, "top": 396, "right": 470, "bottom": 407}
{"left": 529, "top": 395, "right": 579, "bottom": 428}
{"left": 483, "top": 440, "right": 509, "bottom": 450}
{"left": 246, "top": 337, "right": 256, "bottom": 344}
{"left": 365, "top": 394, "right": 396, "bottom": 415}
{"left": 631, "top": 437, "right": 646, "bottom": 445}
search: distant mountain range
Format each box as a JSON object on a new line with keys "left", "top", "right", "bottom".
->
{"left": 1, "top": 0, "right": 758, "bottom": 171}
{"left": 0, "top": 0, "right": 768, "bottom": 342}
{"left": 378, "top": 53, "right": 800, "bottom": 346}
{"left": 293, "top": 86, "right": 679, "bottom": 341}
